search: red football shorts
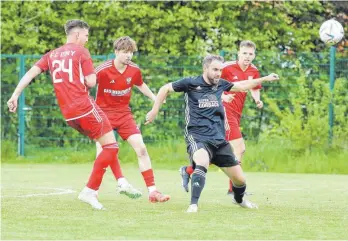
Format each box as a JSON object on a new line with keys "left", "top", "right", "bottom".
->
{"left": 225, "top": 110, "right": 242, "bottom": 141}
{"left": 66, "top": 105, "right": 113, "bottom": 141}
{"left": 104, "top": 111, "right": 141, "bottom": 140}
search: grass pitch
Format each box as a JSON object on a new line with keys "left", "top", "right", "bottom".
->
{"left": 1, "top": 164, "right": 348, "bottom": 240}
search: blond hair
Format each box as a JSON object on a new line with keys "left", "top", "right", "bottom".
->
{"left": 239, "top": 40, "right": 256, "bottom": 50}
{"left": 113, "top": 36, "right": 137, "bottom": 52}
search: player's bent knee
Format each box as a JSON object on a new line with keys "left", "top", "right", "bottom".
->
{"left": 193, "top": 158, "right": 209, "bottom": 168}
{"left": 229, "top": 165, "right": 245, "bottom": 185}
{"left": 235, "top": 148, "right": 245, "bottom": 157}
{"left": 103, "top": 143, "right": 119, "bottom": 157}
{"left": 136, "top": 145, "right": 148, "bottom": 157}
{"left": 97, "top": 131, "right": 117, "bottom": 146}
{"left": 232, "top": 175, "right": 246, "bottom": 186}
{"left": 192, "top": 149, "right": 210, "bottom": 167}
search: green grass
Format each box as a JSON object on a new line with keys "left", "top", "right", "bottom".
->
{"left": 1, "top": 164, "right": 348, "bottom": 240}
{"left": 2, "top": 139, "right": 348, "bottom": 174}
{"left": 245, "top": 139, "right": 348, "bottom": 174}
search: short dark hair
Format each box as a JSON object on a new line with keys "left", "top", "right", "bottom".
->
{"left": 113, "top": 36, "right": 137, "bottom": 52}
{"left": 239, "top": 40, "right": 256, "bottom": 50}
{"left": 202, "top": 55, "right": 224, "bottom": 68}
{"left": 64, "top": 19, "right": 90, "bottom": 35}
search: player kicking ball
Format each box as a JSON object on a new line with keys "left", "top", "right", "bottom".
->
{"left": 145, "top": 55, "right": 279, "bottom": 212}
{"left": 180, "top": 40, "right": 264, "bottom": 195}
{"left": 7, "top": 20, "right": 124, "bottom": 210}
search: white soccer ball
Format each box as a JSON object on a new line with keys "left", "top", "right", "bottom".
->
{"left": 319, "top": 19, "right": 344, "bottom": 45}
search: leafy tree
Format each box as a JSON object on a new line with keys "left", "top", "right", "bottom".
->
{"left": 1, "top": 1, "right": 346, "bottom": 55}
{"left": 1, "top": 1, "right": 346, "bottom": 150}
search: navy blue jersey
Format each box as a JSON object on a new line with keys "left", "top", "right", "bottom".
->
{"left": 172, "top": 76, "right": 234, "bottom": 146}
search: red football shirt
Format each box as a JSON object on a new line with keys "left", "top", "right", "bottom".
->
{"left": 221, "top": 61, "right": 261, "bottom": 116}
{"left": 95, "top": 60, "right": 144, "bottom": 114}
{"left": 35, "top": 43, "right": 95, "bottom": 120}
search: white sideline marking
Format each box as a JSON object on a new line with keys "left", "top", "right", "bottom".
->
{"left": 1, "top": 187, "right": 76, "bottom": 198}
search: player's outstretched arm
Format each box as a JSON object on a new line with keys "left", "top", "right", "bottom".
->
{"left": 135, "top": 83, "right": 157, "bottom": 102}
{"left": 222, "top": 93, "right": 235, "bottom": 103}
{"left": 250, "top": 89, "right": 263, "bottom": 109}
{"left": 7, "top": 66, "right": 42, "bottom": 113}
{"left": 145, "top": 83, "right": 174, "bottom": 125}
{"left": 85, "top": 74, "right": 97, "bottom": 88}
{"left": 231, "top": 73, "right": 279, "bottom": 92}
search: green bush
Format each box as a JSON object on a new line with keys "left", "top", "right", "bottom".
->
{"left": 262, "top": 69, "right": 347, "bottom": 152}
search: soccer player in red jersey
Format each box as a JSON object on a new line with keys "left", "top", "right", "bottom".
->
{"left": 7, "top": 20, "right": 124, "bottom": 210}
{"left": 222, "top": 40, "right": 263, "bottom": 194}
{"left": 179, "top": 40, "right": 263, "bottom": 195}
{"left": 94, "top": 36, "right": 170, "bottom": 203}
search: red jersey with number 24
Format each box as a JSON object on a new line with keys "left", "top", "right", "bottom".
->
{"left": 35, "top": 43, "right": 95, "bottom": 121}
{"left": 221, "top": 61, "right": 261, "bottom": 116}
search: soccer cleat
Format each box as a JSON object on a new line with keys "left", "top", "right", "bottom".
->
{"left": 148, "top": 190, "right": 170, "bottom": 203}
{"left": 116, "top": 183, "right": 142, "bottom": 199}
{"left": 232, "top": 198, "right": 258, "bottom": 209}
{"left": 179, "top": 166, "right": 190, "bottom": 192}
{"left": 186, "top": 204, "right": 198, "bottom": 213}
{"left": 78, "top": 187, "right": 105, "bottom": 210}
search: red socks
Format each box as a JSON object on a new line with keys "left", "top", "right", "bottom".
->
{"left": 141, "top": 169, "right": 155, "bottom": 187}
{"left": 186, "top": 165, "right": 194, "bottom": 175}
{"left": 109, "top": 158, "right": 124, "bottom": 180}
{"left": 229, "top": 180, "right": 233, "bottom": 192}
{"left": 87, "top": 143, "right": 119, "bottom": 190}
{"left": 186, "top": 165, "right": 233, "bottom": 192}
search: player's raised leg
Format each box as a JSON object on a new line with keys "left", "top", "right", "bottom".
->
{"left": 77, "top": 129, "right": 119, "bottom": 210}
{"left": 127, "top": 134, "right": 170, "bottom": 203}
{"left": 179, "top": 165, "right": 193, "bottom": 192}
{"left": 96, "top": 140, "right": 141, "bottom": 199}
{"left": 73, "top": 106, "right": 120, "bottom": 210}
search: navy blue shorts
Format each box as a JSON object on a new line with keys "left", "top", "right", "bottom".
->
{"left": 187, "top": 139, "right": 239, "bottom": 168}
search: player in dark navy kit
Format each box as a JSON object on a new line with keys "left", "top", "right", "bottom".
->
{"left": 145, "top": 55, "right": 279, "bottom": 212}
